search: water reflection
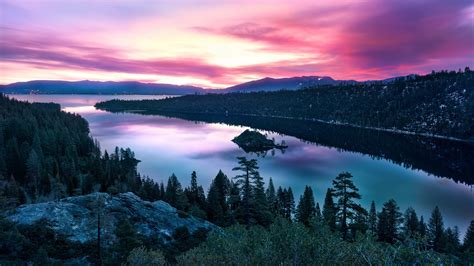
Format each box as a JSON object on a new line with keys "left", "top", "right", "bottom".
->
{"left": 10, "top": 95, "right": 474, "bottom": 237}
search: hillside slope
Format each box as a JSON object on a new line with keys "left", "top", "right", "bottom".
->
{"left": 96, "top": 70, "right": 474, "bottom": 140}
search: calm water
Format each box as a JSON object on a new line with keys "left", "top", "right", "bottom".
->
{"left": 12, "top": 94, "right": 474, "bottom": 236}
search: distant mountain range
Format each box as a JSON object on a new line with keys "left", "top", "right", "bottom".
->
{"left": 223, "top": 76, "right": 357, "bottom": 93}
{"left": 0, "top": 80, "right": 205, "bottom": 95}
{"left": 0, "top": 75, "right": 397, "bottom": 95}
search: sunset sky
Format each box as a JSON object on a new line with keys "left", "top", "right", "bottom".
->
{"left": 0, "top": 0, "right": 473, "bottom": 88}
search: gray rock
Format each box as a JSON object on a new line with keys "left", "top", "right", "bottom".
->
{"left": 6, "top": 192, "right": 217, "bottom": 245}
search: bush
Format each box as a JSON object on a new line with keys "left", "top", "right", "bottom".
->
{"left": 125, "top": 246, "right": 166, "bottom": 266}
{"left": 177, "top": 218, "right": 456, "bottom": 265}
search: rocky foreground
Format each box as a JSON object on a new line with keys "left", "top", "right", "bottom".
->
{"left": 6, "top": 192, "right": 217, "bottom": 246}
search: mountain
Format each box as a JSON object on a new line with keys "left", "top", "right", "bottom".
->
{"left": 0, "top": 75, "right": 424, "bottom": 95}
{"left": 0, "top": 80, "right": 206, "bottom": 95}
{"left": 222, "top": 76, "right": 357, "bottom": 93}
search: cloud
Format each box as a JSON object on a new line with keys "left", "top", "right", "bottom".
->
{"left": 194, "top": 0, "right": 474, "bottom": 79}
{"left": 0, "top": 30, "right": 227, "bottom": 79}
{"left": 1, "top": 0, "right": 473, "bottom": 85}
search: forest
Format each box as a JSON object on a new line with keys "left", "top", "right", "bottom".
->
{"left": 1, "top": 94, "right": 473, "bottom": 265}
{"left": 96, "top": 69, "right": 474, "bottom": 140}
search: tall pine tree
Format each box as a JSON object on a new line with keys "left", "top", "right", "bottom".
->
{"left": 232, "top": 157, "right": 257, "bottom": 225}
{"left": 322, "top": 188, "right": 336, "bottom": 230}
{"left": 428, "top": 206, "right": 445, "bottom": 252}
{"left": 368, "top": 201, "right": 377, "bottom": 233}
{"left": 332, "top": 172, "right": 364, "bottom": 240}
{"left": 296, "top": 186, "right": 316, "bottom": 226}
{"left": 377, "top": 199, "right": 402, "bottom": 244}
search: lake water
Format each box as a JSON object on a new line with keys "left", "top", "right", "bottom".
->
{"left": 11, "top": 94, "right": 474, "bottom": 236}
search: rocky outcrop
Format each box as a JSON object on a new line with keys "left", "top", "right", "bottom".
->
{"left": 6, "top": 192, "right": 217, "bottom": 246}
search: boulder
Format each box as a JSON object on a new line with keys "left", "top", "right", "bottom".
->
{"left": 6, "top": 192, "right": 217, "bottom": 246}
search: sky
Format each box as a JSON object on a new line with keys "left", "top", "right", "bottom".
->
{"left": 0, "top": 0, "right": 473, "bottom": 88}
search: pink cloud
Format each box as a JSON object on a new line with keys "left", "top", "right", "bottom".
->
{"left": 1, "top": 0, "right": 473, "bottom": 85}
{"left": 194, "top": 0, "right": 474, "bottom": 80}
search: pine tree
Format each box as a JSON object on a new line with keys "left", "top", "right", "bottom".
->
{"left": 252, "top": 172, "right": 272, "bottom": 226}
{"left": 377, "top": 199, "right": 403, "bottom": 244}
{"left": 351, "top": 209, "right": 368, "bottom": 236}
{"left": 428, "top": 206, "right": 445, "bottom": 252}
{"left": 418, "top": 215, "right": 427, "bottom": 238}
{"left": 368, "top": 201, "right": 377, "bottom": 233}
{"left": 232, "top": 157, "right": 258, "bottom": 225}
{"left": 331, "top": 172, "right": 364, "bottom": 240}
{"left": 159, "top": 182, "right": 165, "bottom": 200}
{"left": 276, "top": 186, "right": 286, "bottom": 217}
{"left": 296, "top": 186, "right": 316, "bottom": 226}
{"left": 322, "top": 188, "right": 336, "bottom": 230}
{"left": 188, "top": 171, "right": 199, "bottom": 205}
{"left": 186, "top": 171, "right": 206, "bottom": 213}
{"left": 207, "top": 183, "right": 225, "bottom": 226}
{"left": 266, "top": 178, "right": 278, "bottom": 217}
{"left": 444, "top": 226, "right": 460, "bottom": 254}
{"left": 403, "top": 207, "right": 419, "bottom": 238}
{"left": 463, "top": 220, "right": 474, "bottom": 252}
{"left": 284, "top": 188, "right": 295, "bottom": 220}
{"left": 165, "top": 174, "right": 188, "bottom": 210}
{"left": 227, "top": 181, "right": 241, "bottom": 224}
{"left": 315, "top": 202, "right": 322, "bottom": 221}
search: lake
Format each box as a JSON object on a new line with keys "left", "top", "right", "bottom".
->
{"left": 11, "top": 94, "right": 474, "bottom": 236}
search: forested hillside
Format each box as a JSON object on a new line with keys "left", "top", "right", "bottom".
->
{"left": 96, "top": 69, "right": 474, "bottom": 140}
{"left": 0, "top": 94, "right": 146, "bottom": 205}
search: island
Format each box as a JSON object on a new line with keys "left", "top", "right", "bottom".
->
{"left": 232, "top": 129, "right": 288, "bottom": 153}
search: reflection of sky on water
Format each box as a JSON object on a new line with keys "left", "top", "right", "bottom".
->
{"left": 11, "top": 95, "right": 474, "bottom": 237}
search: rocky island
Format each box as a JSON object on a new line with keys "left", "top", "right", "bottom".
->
{"left": 232, "top": 129, "right": 288, "bottom": 153}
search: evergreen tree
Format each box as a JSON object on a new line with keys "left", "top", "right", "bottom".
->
{"left": 207, "top": 183, "right": 225, "bottom": 226}
{"left": 331, "top": 172, "right": 364, "bottom": 240}
{"left": 266, "top": 177, "right": 278, "bottom": 217}
{"left": 377, "top": 199, "right": 403, "bottom": 244}
{"left": 165, "top": 174, "right": 188, "bottom": 210}
{"left": 227, "top": 181, "right": 241, "bottom": 224}
{"left": 187, "top": 171, "right": 199, "bottom": 205}
{"left": 159, "top": 182, "right": 165, "bottom": 200}
{"left": 276, "top": 186, "right": 286, "bottom": 217}
{"left": 322, "top": 188, "right": 336, "bottom": 230}
{"left": 463, "top": 220, "right": 474, "bottom": 252}
{"left": 232, "top": 157, "right": 258, "bottom": 225}
{"left": 351, "top": 209, "right": 368, "bottom": 236}
{"left": 284, "top": 188, "right": 295, "bottom": 220}
{"left": 418, "top": 215, "right": 427, "bottom": 238}
{"left": 444, "top": 226, "right": 460, "bottom": 255}
{"left": 428, "top": 206, "right": 445, "bottom": 252}
{"left": 296, "top": 186, "right": 316, "bottom": 226}
{"left": 403, "top": 207, "right": 419, "bottom": 238}
{"left": 368, "top": 201, "right": 377, "bottom": 233}
{"left": 315, "top": 202, "right": 322, "bottom": 221}
{"left": 252, "top": 172, "right": 272, "bottom": 226}
{"left": 186, "top": 171, "right": 206, "bottom": 213}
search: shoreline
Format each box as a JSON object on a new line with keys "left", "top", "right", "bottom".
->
{"left": 97, "top": 107, "right": 473, "bottom": 144}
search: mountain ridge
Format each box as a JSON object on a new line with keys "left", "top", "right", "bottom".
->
{"left": 0, "top": 74, "right": 418, "bottom": 95}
